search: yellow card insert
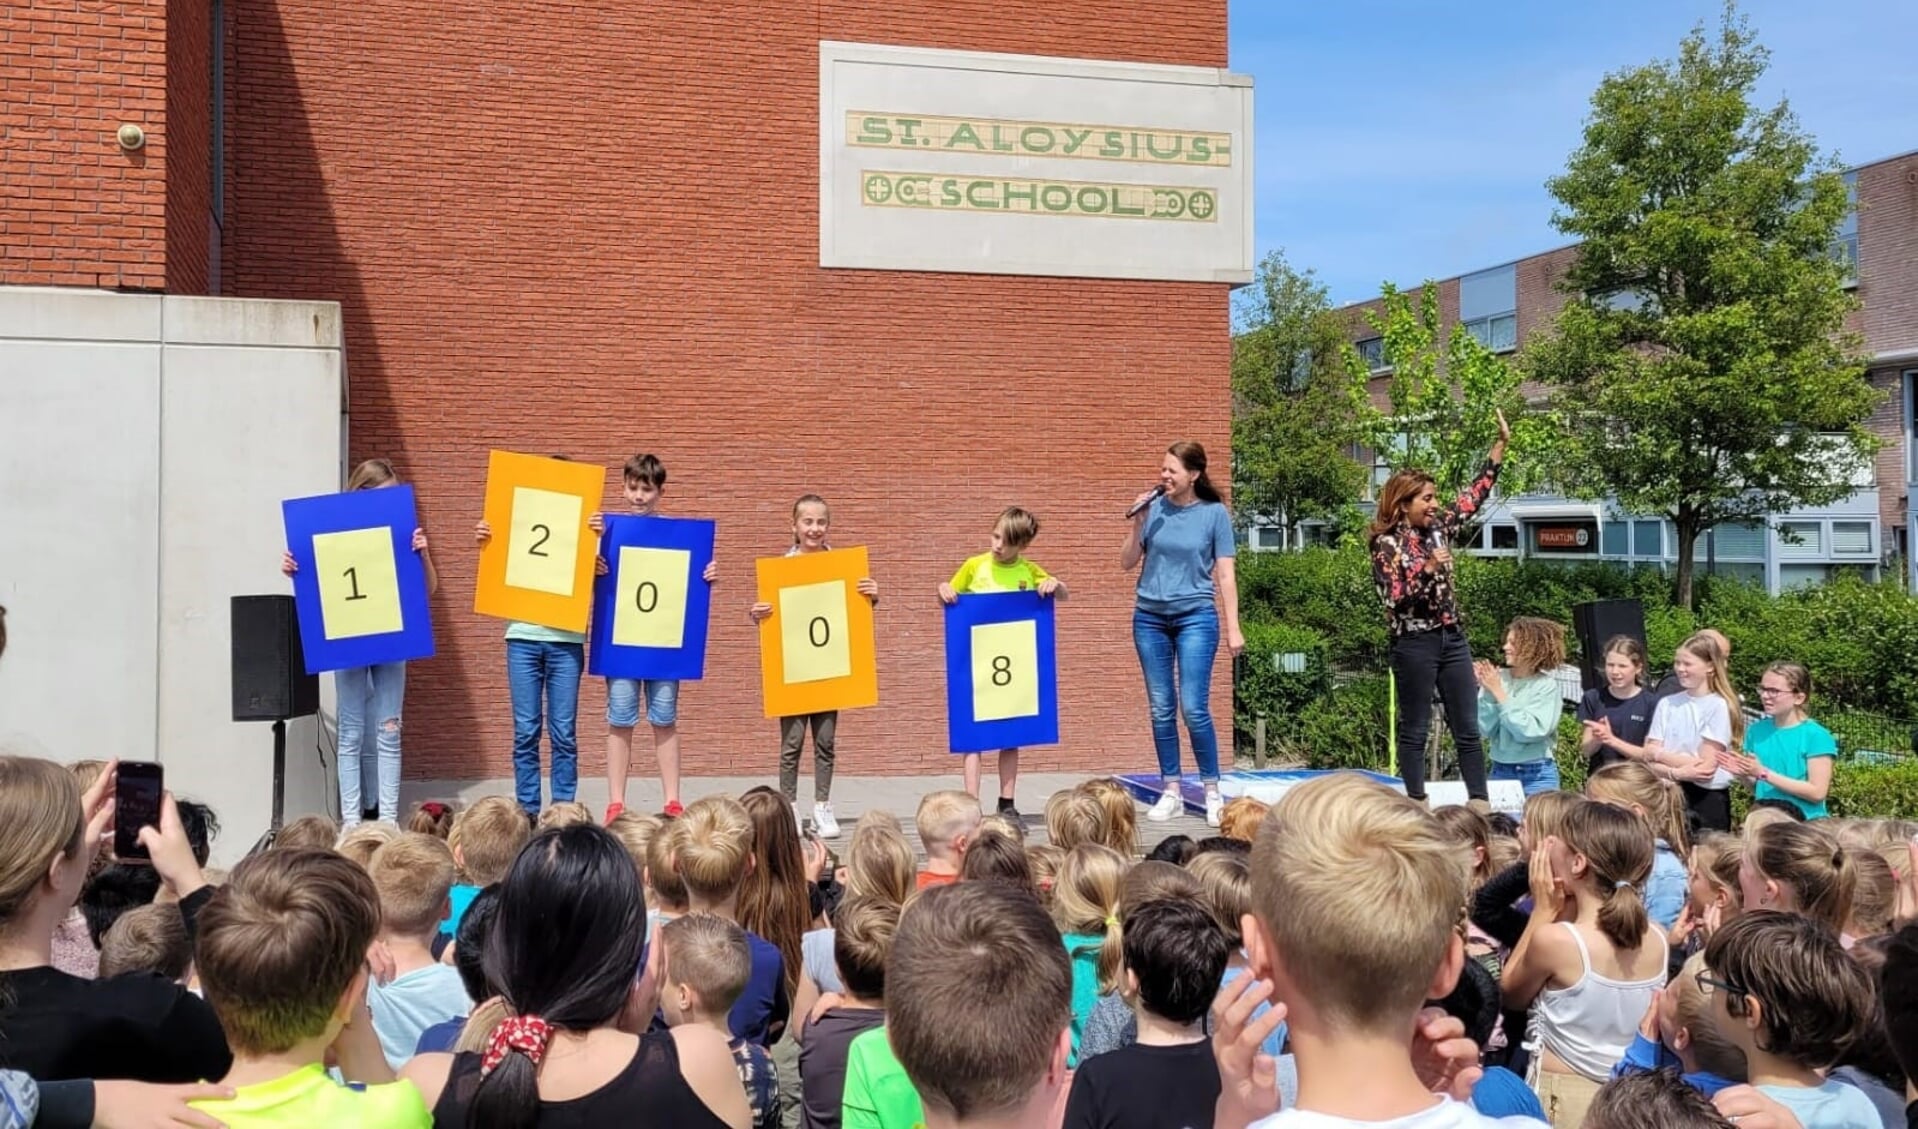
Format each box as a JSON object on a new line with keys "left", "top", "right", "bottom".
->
{"left": 970, "top": 619, "right": 1040, "bottom": 721}
{"left": 504, "top": 487, "right": 583, "bottom": 596}
{"left": 612, "top": 546, "right": 691, "bottom": 649}
{"left": 312, "top": 527, "right": 404, "bottom": 640}
{"left": 779, "top": 579, "right": 853, "bottom": 684}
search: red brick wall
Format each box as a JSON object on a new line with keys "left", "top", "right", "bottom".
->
{"left": 1, "top": 0, "right": 170, "bottom": 289}
{"left": 225, "top": 0, "right": 1235, "bottom": 782}
{"left": 163, "top": 0, "right": 211, "bottom": 294}
{"left": 1858, "top": 153, "right": 1918, "bottom": 360}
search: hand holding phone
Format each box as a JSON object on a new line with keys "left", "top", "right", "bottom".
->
{"left": 114, "top": 762, "right": 164, "bottom": 862}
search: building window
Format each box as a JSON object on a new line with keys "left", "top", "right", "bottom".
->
{"left": 1776, "top": 521, "right": 1823, "bottom": 558}
{"left": 1248, "top": 525, "right": 1286, "bottom": 552}
{"left": 1601, "top": 521, "right": 1628, "bottom": 556}
{"left": 1832, "top": 171, "right": 1858, "bottom": 288}
{"left": 1356, "top": 336, "right": 1387, "bottom": 372}
{"left": 1488, "top": 524, "right": 1518, "bottom": 552}
{"left": 1779, "top": 563, "right": 1831, "bottom": 589}
{"left": 1699, "top": 522, "right": 1766, "bottom": 561}
{"left": 1831, "top": 521, "right": 1873, "bottom": 556}
{"left": 1460, "top": 264, "right": 1518, "bottom": 353}
{"left": 1632, "top": 520, "right": 1662, "bottom": 558}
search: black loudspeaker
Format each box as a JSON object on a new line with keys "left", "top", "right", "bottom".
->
{"left": 1571, "top": 598, "right": 1647, "bottom": 692}
{"left": 231, "top": 595, "right": 319, "bottom": 721}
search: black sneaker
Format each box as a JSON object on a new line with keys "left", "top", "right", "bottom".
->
{"left": 997, "top": 797, "right": 1023, "bottom": 821}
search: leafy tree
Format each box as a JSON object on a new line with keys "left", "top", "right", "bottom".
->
{"left": 1351, "top": 283, "right": 1557, "bottom": 543}
{"left": 1230, "top": 250, "right": 1369, "bottom": 542}
{"left": 1528, "top": 5, "right": 1877, "bottom": 608}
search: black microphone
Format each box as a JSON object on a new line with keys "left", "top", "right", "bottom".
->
{"left": 1125, "top": 486, "right": 1166, "bottom": 519}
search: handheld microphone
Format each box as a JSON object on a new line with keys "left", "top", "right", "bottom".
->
{"left": 1125, "top": 486, "right": 1166, "bottom": 519}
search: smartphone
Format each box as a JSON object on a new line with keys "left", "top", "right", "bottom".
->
{"left": 114, "top": 761, "right": 164, "bottom": 862}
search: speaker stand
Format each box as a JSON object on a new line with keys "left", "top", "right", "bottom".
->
{"left": 247, "top": 719, "right": 289, "bottom": 857}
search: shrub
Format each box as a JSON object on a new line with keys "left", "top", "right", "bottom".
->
{"left": 1289, "top": 676, "right": 1393, "bottom": 771}
{"left": 1234, "top": 545, "right": 1385, "bottom": 668}
{"left": 1233, "top": 622, "right": 1331, "bottom": 747}
{"left": 1828, "top": 756, "right": 1918, "bottom": 820}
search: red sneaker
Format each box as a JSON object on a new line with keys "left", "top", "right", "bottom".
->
{"left": 603, "top": 802, "right": 625, "bottom": 823}
{"left": 663, "top": 800, "right": 685, "bottom": 818}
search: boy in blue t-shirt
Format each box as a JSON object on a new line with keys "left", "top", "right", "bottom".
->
{"left": 936, "top": 506, "right": 1066, "bottom": 817}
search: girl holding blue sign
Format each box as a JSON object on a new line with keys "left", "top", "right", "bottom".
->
{"left": 937, "top": 506, "right": 1066, "bottom": 818}
{"left": 281, "top": 458, "right": 437, "bottom": 826}
{"left": 1122, "top": 441, "right": 1242, "bottom": 829}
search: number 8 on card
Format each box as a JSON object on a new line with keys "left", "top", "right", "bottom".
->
{"left": 282, "top": 484, "right": 435, "bottom": 673}
{"left": 755, "top": 547, "right": 878, "bottom": 717}
{"left": 944, "top": 591, "right": 1058, "bottom": 753}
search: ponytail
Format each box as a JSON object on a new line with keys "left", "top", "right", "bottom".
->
{"left": 466, "top": 1016, "right": 540, "bottom": 1129}
{"left": 1596, "top": 880, "right": 1651, "bottom": 952}
{"left": 1052, "top": 843, "right": 1130, "bottom": 994}
{"left": 1563, "top": 801, "right": 1654, "bottom": 952}
{"left": 1167, "top": 441, "right": 1223, "bottom": 505}
{"left": 1749, "top": 822, "right": 1854, "bottom": 935}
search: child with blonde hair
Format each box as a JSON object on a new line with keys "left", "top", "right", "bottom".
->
{"left": 1843, "top": 848, "right": 1896, "bottom": 939}
{"left": 1051, "top": 843, "right": 1129, "bottom": 1068}
{"left": 335, "top": 822, "right": 401, "bottom": 870}
{"left": 606, "top": 809, "right": 665, "bottom": 880}
{"left": 937, "top": 506, "right": 1065, "bottom": 817}
{"left": 1045, "top": 789, "right": 1105, "bottom": 853}
{"left": 1502, "top": 800, "right": 1665, "bottom": 1126}
{"left": 1475, "top": 616, "right": 1568, "bottom": 795}
{"left": 1076, "top": 778, "right": 1140, "bottom": 858}
{"left": 1079, "top": 861, "right": 1207, "bottom": 1060}
{"left": 1473, "top": 789, "right": 1584, "bottom": 951}
{"left": 1608, "top": 951, "right": 1747, "bottom": 1095}
{"left": 1717, "top": 662, "right": 1835, "bottom": 820}
{"left": 1217, "top": 796, "right": 1268, "bottom": 844}
{"left": 914, "top": 790, "right": 980, "bottom": 890}
{"left": 405, "top": 801, "right": 454, "bottom": 840}
{"left": 1026, "top": 844, "right": 1063, "bottom": 909}
{"left": 535, "top": 800, "right": 593, "bottom": 831}
{"left": 674, "top": 797, "right": 789, "bottom": 1045}
{"left": 441, "top": 796, "right": 530, "bottom": 939}
{"left": 1739, "top": 821, "right": 1855, "bottom": 937}
{"left": 799, "top": 896, "right": 897, "bottom": 1129}
{"left": 1637, "top": 632, "right": 1743, "bottom": 832}
{"left": 1673, "top": 833, "right": 1745, "bottom": 962}
{"left": 1587, "top": 762, "right": 1692, "bottom": 929}
{"left": 273, "top": 813, "right": 340, "bottom": 853}
{"left": 660, "top": 914, "right": 781, "bottom": 1129}
{"left": 364, "top": 833, "right": 470, "bottom": 1068}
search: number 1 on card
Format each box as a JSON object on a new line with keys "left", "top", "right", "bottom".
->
{"left": 312, "top": 527, "right": 404, "bottom": 640}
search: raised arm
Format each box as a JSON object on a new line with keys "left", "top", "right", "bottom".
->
{"left": 1439, "top": 409, "right": 1511, "bottom": 534}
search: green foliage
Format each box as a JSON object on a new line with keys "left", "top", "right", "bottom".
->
{"left": 1230, "top": 250, "right": 1370, "bottom": 530}
{"left": 1349, "top": 283, "right": 1562, "bottom": 535}
{"left": 1529, "top": 5, "right": 1878, "bottom": 609}
{"left": 1233, "top": 621, "right": 1332, "bottom": 745}
{"left": 1554, "top": 714, "right": 1591, "bottom": 794}
{"left": 1828, "top": 758, "right": 1918, "bottom": 820}
{"left": 1233, "top": 544, "right": 1386, "bottom": 669}
{"left": 1291, "top": 676, "right": 1394, "bottom": 771}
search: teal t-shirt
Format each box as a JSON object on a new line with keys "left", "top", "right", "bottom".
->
{"left": 503, "top": 620, "right": 586, "bottom": 645}
{"left": 1748, "top": 716, "right": 1837, "bottom": 819}
{"left": 1134, "top": 498, "right": 1234, "bottom": 613}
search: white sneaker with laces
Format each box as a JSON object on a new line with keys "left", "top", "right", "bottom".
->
{"left": 1146, "top": 790, "right": 1182, "bottom": 823}
{"left": 813, "top": 801, "right": 841, "bottom": 839}
{"left": 1205, "top": 790, "right": 1223, "bottom": 827}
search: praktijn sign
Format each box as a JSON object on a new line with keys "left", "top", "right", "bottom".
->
{"left": 820, "top": 42, "right": 1253, "bottom": 284}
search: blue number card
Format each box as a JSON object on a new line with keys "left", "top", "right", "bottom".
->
{"left": 588, "top": 515, "right": 717, "bottom": 681}
{"left": 282, "top": 485, "right": 435, "bottom": 673}
{"left": 943, "top": 591, "right": 1059, "bottom": 753}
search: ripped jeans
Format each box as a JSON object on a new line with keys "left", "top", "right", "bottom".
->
{"left": 336, "top": 661, "right": 406, "bottom": 825}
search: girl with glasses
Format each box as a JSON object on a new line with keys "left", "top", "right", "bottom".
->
{"left": 1719, "top": 662, "right": 1836, "bottom": 820}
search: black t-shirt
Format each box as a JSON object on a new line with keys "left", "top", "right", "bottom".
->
{"left": 0, "top": 966, "right": 231, "bottom": 1083}
{"left": 432, "top": 1031, "right": 731, "bottom": 1128}
{"left": 798, "top": 1006, "right": 886, "bottom": 1129}
{"left": 1063, "top": 1039, "right": 1220, "bottom": 1129}
{"left": 1576, "top": 686, "right": 1655, "bottom": 771}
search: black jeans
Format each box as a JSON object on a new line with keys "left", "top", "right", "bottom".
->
{"left": 1390, "top": 625, "right": 1489, "bottom": 801}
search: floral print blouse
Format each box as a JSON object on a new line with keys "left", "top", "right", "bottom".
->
{"left": 1369, "top": 458, "right": 1501, "bottom": 637}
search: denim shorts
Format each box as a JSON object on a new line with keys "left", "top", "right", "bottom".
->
{"left": 607, "top": 677, "right": 678, "bottom": 728}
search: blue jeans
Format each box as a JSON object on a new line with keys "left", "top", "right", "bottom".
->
{"left": 336, "top": 662, "right": 406, "bottom": 824}
{"left": 507, "top": 640, "right": 583, "bottom": 814}
{"left": 1490, "top": 758, "right": 1560, "bottom": 796}
{"left": 1132, "top": 604, "right": 1221, "bottom": 781}
{"left": 606, "top": 677, "right": 679, "bottom": 729}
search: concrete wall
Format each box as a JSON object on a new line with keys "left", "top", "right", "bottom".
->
{"left": 0, "top": 287, "right": 343, "bottom": 864}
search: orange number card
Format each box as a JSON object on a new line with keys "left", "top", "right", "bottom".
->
{"left": 474, "top": 451, "right": 606, "bottom": 631}
{"left": 755, "top": 547, "right": 879, "bottom": 717}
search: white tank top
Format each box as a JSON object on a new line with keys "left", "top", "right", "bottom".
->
{"left": 1532, "top": 921, "right": 1666, "bottom": 1081}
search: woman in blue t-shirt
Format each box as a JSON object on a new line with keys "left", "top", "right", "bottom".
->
{"left": 1720, "top": 661, "right": 1836, "bottom": 820}
{"left": 1121, "top": 441, "right": 1242, "bottom": 828}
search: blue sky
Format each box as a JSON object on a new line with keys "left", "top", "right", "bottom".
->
{"left": 1230, "top": 0, "right": 1918, "bottom": 305}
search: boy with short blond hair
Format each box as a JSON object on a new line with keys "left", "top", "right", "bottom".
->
{"left": 440, "top": 795, "right": 530, "bottom": 938}
{"left": 189, "top": 849, "right": 428, "bottom": 1127}
{"left": 98, "top": 903, "right": 192, "bottom": 981}
{"left": 365, "top": 834, "right": 470, "bottom": 1068}
{"left": 914, "top": 790, "right": 981, "bottom": 890}
{"left": 674, "top": 797, "right": 788, "bottom": 1045}
{"left": 646, "top": 812, "right": 692, "bottom": 919}
{"left": 660, "top": 914, "right": 780, "bottom": 1129}
{"left": 1233, "top": 772, "right": 1544, "bottom": 1129}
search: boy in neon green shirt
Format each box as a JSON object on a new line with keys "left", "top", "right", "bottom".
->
{"left": 936, "top": 506, "right": 1066, "bottom": 816}
{"left": 191, "top": 850, "right": 430, "bottom": 1128}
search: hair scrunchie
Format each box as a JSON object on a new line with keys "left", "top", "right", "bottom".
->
{"left": 481, "top": 1015, "right": 555, "bottom": 1077}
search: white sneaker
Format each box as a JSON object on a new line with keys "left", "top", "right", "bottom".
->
{"left": 813, "top": 801, "right": 841, "bottom": 839}
{"left": 1146, "top": 791, "right": 1182, "bottom": 822}
{"left": 1205, "top": 791, "right": 1223, "bottom": 828}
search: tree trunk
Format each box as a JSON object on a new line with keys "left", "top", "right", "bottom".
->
{"left": 1673, "top": 510, "right": 1699, "bottom": 610}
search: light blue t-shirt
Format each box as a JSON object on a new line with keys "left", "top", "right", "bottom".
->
{"left": 1747, "top": 716, "right": 1838, "bottom": 819}
{"left": 368, "top": 964, "right": 472, "bottom": 1069}
{"left": 1756, "top": 1079, "right": 1881, "bottom": 1129}
{"left": 438, "top": 883, "right": 482, "bottom": 938}
{"left": 1135, "top": 497, "right": 1235, "bottom": 613}
{"left": 1646, "top": 841, "right": 1688, "bottom": 931}
{"left": 503, "top": 620, "right": 586, "bottom": 646}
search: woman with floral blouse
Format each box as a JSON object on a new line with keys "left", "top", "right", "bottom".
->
{"left": 1367, "top": 410, "right": 1511, "bottom": 805}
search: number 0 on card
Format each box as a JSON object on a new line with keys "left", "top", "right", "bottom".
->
{"left": 588, "top": 516, "right": 716, "bottom": 682}
{"left": 755, "top": 548, "right": 878, "bottom": 717}
{"left": 944, "top": 591, "right": 1058, "bottom": 753}
{"left": 475, "top": 451, "right": 605, "bottom": 632}
{"left": 282, "top": 484, "right": 435, "bottom": 674}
